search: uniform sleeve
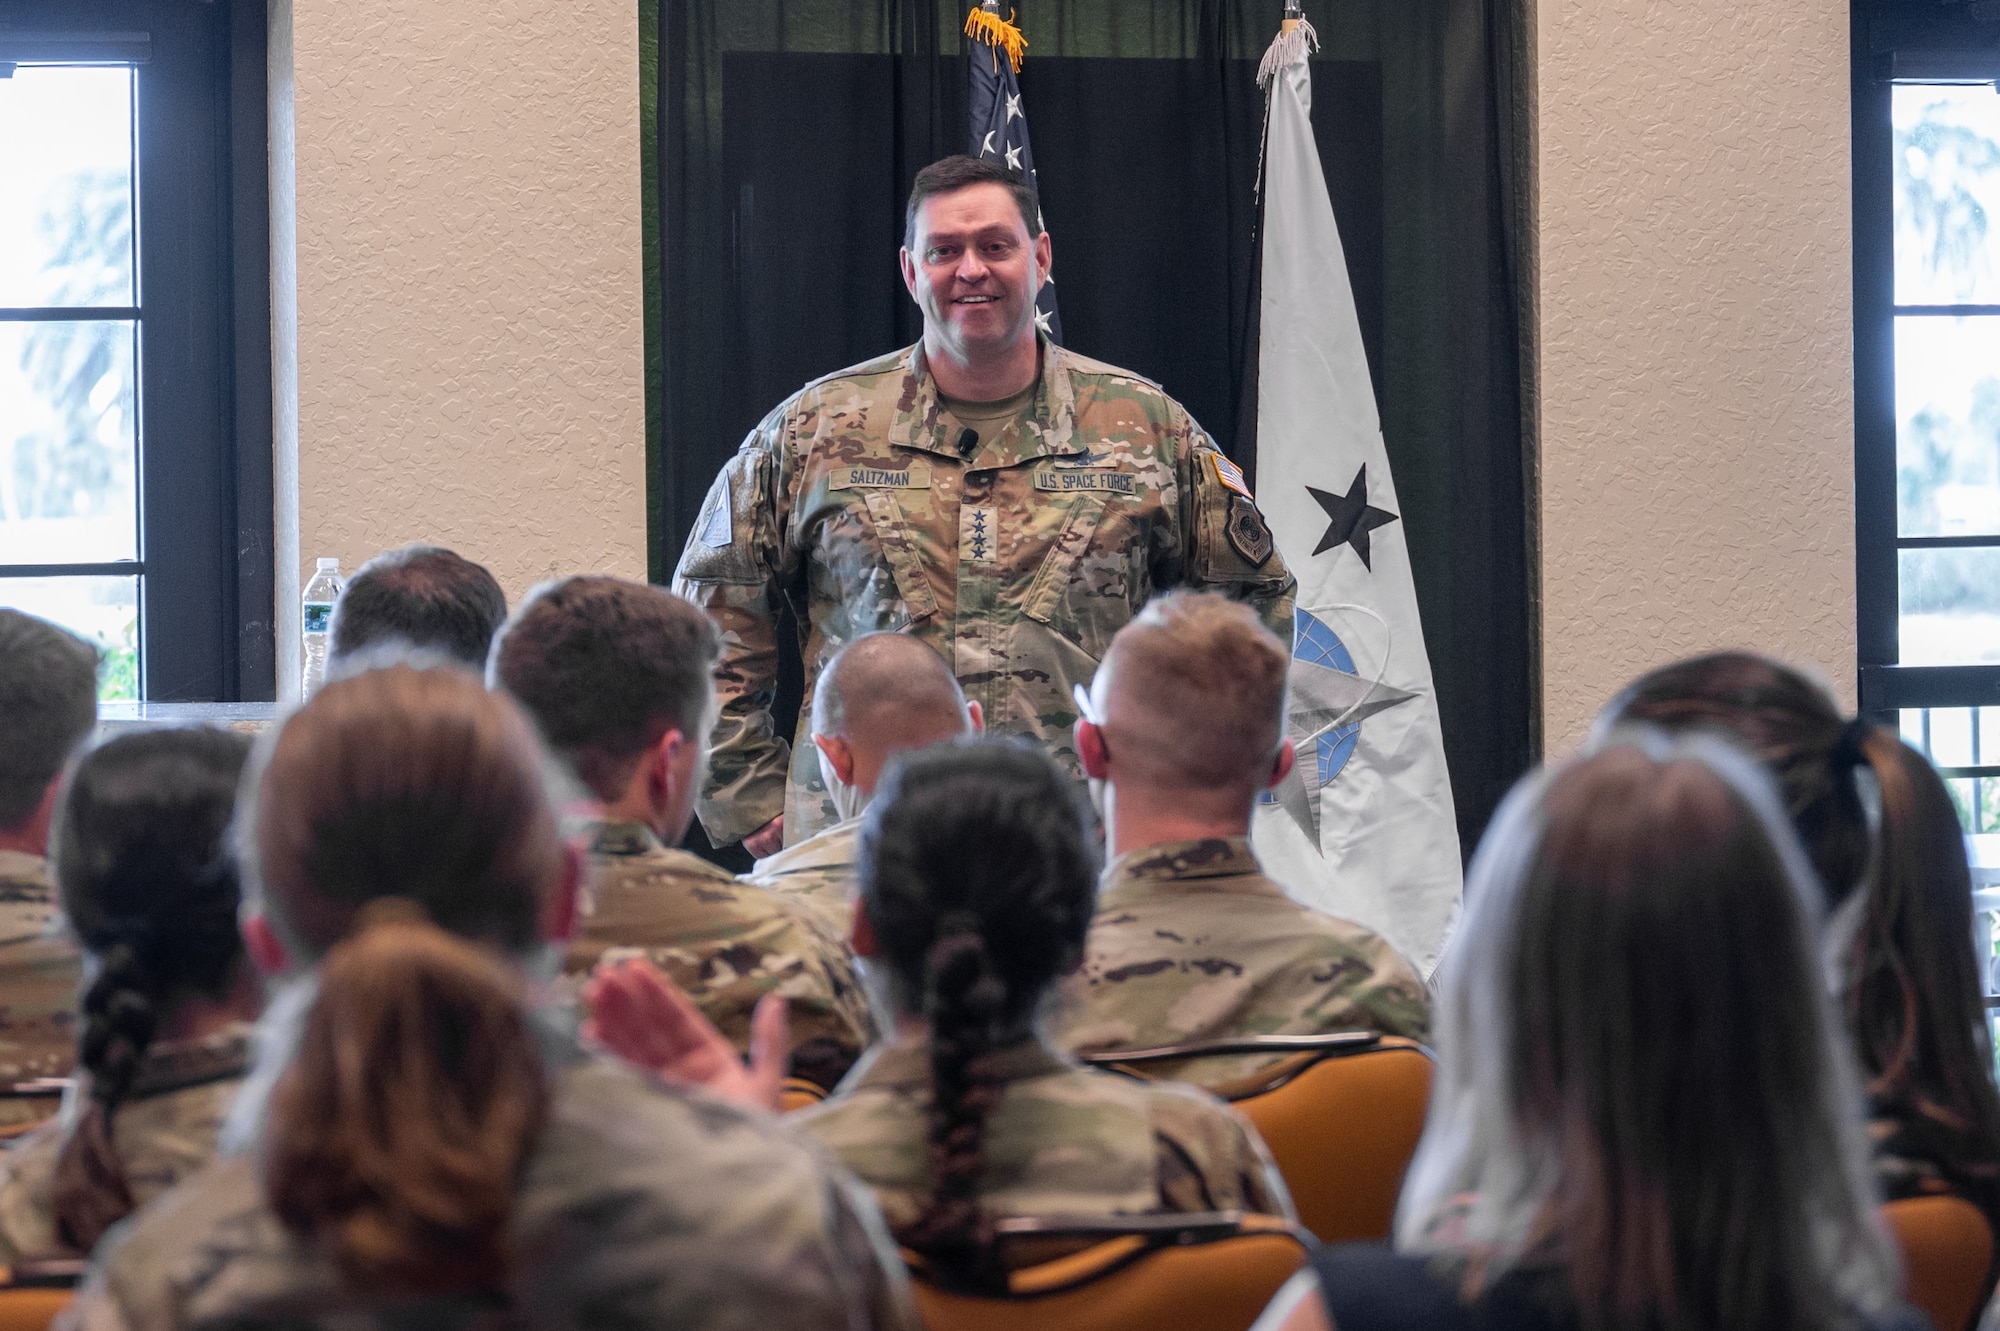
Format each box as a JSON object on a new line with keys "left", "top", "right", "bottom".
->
{"left": 1176, "top": 428, "right": 1297, "bottom": 644}
{"left": 672, "top": 431, "right": 794, "bottom": 845}
{"left": 822, "top": 1173, "right": 923, "bottom": 1331}
{"left": 1147, "top": 1083, "right": 1297, "bottom": 1222}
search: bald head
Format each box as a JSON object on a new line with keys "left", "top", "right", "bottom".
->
{"left": 1094, "top": 592, "right": 1288, "bottom": 799}
{"left": 812, "top": 634, "right": 976, "bottom": 795}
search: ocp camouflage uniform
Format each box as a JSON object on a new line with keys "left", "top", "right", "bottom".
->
{"left": 745, "top": 817, "right": 861, "bottom": 939}
{"left": 1051, "top": 837, "right": 1432, "bottom": 1091}
{"left": 565, "top": 820, "right": 874, "bottom": 1090}
{"left": 0, "top": 1023, "right": 251, "bottom": 1263}
{"left": 796, "top": 1034, "right": 1292, "bottom": 1244}
{"left": 0, "top": 850, "right": 81, "bottom": 1131}
{"left": 673, "top": 339, "right": 1297, "bottom": 847}
{"left": 61, "top": 1037, "right": 920, "bottom": 1331}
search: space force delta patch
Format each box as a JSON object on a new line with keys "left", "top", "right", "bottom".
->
{"left": 1033, "top": 470, "right": 1137, "bottom": 494}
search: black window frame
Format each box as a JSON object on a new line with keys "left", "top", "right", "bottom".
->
{"left": 1853, "top": 1, "right": 2000, "bottom": 747}
{"left": 0, "top": 0, "right": 272, "bottom": 701}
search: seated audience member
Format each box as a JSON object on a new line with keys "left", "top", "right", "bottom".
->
{"left": 1051, "top": 592, "right": 1429, "bottom": 1090}
{"left": 794, "top": 739, "right": 1291, "bottom": 1289}
{"left": 326, "top": 544, "right": 507, "bottom": 672}
{"left": 747, "top": 632, "right": 981, "bottom": 935}
{"left": 65, "top": 665, "right": 914, "bottom": 1330}
{"left": 0, "top": 728, "right": 258, "bottom": 1260}
{"left": 492, "top": 576, "right": 872, "bottom": 1090}
{"left": 1262, "top": 736, "right": 1923, "bottom": 1331}
{"left": 1601, "top": 653, "right": 2000, "bottom": 1275}
{"left": 0, "top": 610, "right": 94, "bottom": 1125}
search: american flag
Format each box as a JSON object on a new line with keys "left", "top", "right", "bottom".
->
{"left": 967, "top": 5, "right": 1062, "bottom": 344}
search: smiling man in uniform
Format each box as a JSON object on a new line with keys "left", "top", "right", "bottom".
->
{"left": 674, "top": 154, "right": 1295, "bottom": 855}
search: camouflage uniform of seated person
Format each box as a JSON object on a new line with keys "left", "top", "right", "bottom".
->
{"left": 493, "top": 576, "right": 872, "bottom": 1090}
{"left": 0, "top": 729, "right": 261, "bottom": 1263}
{"left": 1051, "top": 592, "right": 1430, "bottom": 1091}
{"left": 796, "top": 742, "right": 1291, "bottom": 1290}
{"left": 746, "top": 632, "right": 981, "bottom": 938}
{"left": 0, "top": 610, "right": 96, "bottom": 1130}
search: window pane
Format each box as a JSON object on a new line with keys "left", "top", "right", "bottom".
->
{"left": 0, "top": 320, "right": 137, "bottom": 563}
{"left": 1895, "top": 83, "right": 2000, "bottom": 306}
{"left": 1899, "top": 546, "right": 2000, "bottom": 664}
{"left": 1898, "top": 705, "right": 2000, "bottom": 770}
{"left": 0, "top": 66, "right": 134, "bottom": 309}
{"left": 1896, "top": 315, "right": 2000, "bottom": 536}
{"left": 0, "top": 576, "right": 138, "bottom": 702}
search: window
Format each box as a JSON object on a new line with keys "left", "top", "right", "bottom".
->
{"left": 0, "top": 62, "right": 143, "bottom": 698}
{"left": 1853, "top": 4, "right": 2000, "bottom": 1046}
{"left": 0, "top": 3, "right": 272, "bottom": 701}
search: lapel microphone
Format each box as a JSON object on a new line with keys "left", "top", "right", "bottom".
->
{"left": 957, "top": 428, "right": 979, "bottom": 459}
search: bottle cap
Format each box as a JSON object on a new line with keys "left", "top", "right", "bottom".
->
{"left": 315, "top": 557, "right": 340, "bottom": 571}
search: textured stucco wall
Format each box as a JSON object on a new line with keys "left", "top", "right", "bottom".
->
{"left": 278, "top": 0, "right": 646, "bottom": 691}
{"left": 1536, "top": 0, "right": 1855, "bottom": 755}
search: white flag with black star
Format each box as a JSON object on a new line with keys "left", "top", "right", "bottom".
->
{"left": 967, "top": 8, "right": 1061, "bottom": 343}
{"left": 1248, "top": 17, "right": 1461, "bottom": 974}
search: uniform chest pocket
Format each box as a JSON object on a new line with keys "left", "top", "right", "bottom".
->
{"left": 811, "top": 491, "right": 940, "bottom": 635}
{"left": 1021, "top": 488, "right": 1149, "bottom": 659}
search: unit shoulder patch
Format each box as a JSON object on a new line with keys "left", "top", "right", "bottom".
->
{"left": 1227, "top": 495, "right": 1275, "bottom": 568}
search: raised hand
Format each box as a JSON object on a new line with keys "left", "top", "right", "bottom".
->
{"left": 581, "top": 955, "right": 787, "bottom": 1112}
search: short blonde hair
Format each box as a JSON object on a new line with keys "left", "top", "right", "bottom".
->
{"left": 1101, "top": 592, "right": 1289, "bottom": 791}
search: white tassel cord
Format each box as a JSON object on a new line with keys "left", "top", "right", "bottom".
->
{"left": 1256, "top": 15, "right": 1320, "bottom": 89}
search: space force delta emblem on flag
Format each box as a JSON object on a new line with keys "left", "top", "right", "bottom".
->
{"left": 965, "top": 2, "right": 1061, "bottom": 343}
{"left": 1247, "top": 10, "right": 1462, "bottom": 975}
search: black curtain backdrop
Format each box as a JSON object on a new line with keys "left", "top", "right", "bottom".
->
{"left": 654, "top": 0, "right": 1530, "bottom": 861}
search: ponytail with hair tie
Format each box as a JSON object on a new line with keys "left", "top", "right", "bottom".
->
{"left": 1830, "top": 716, "right": 1876, "bottom": 773}
{"left": 264, "top": 902, "right": 549, "bottom": 1294}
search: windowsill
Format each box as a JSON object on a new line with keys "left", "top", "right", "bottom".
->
{"left": 95, "top": 700, "right": 279, "bottom": 736}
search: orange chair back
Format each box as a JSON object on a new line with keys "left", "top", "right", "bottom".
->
{"left": 1227, "top": 1037, "right": 1433, "bottom": 1244}
{"left": 780, "top": 1076, "right": 829, "bottom": 1113}
{"left": 1882, "top": 1195, "right": 1995, "bottom": 1331}
{"left": 909, "top": 1226, "right": 1308, "bottom": 1331}
{"left": 0, "top": 1288, "right": 72, "bottom": 1331}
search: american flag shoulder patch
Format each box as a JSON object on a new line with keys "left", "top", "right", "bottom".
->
{"left": 1210, "top": 452, "right": 1254, "bottom": 500}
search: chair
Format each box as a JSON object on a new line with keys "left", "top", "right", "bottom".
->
{"left": 907, "top": 1211, "right": 1311, "bottom": 1331}
{"left": 0, "top": 1259, "right": 84, "bottom": 1331}
{"left": 1083, "top": 1032, "right": 1435, "bottom": 1244}
{"left": 0, "top": 1081, "right": 68, "bottom": 1144}
{"left": 1882, "top": 1195, "right": 1995, "bottom": 1331}
{"left": 780, "top": 1076, "right": 829, "bottom": 1113}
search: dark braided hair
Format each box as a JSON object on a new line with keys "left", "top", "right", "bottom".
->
{"left": 857, "top": 739, "right": 1098, "bottom": 1290}
{"left": 48, "top": 727, "right": 253, "bottom": 1251}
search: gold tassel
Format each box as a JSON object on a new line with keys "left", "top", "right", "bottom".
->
{"left": 964, "top": 6, "right": 1027, "bottom": 74}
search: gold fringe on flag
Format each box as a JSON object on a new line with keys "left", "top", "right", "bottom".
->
{"left": 964, "top": 5, "right": 1027, "bottom": 74}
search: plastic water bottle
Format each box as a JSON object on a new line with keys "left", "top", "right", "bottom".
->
{"left": 301, "top": 557, "right": 343, "bottom": 699}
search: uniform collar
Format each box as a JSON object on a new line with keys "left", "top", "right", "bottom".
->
{"left": 842, "top": 1029, "right": 1074, "bottom": 1094}
{"left": 1100, "top": 836, "right": 1282, "bottom": 901}
{"left": 580, "top": 819, "right": 666, "bottom": 858}
{"left": 889, "top": 336, "right": 1086, "bottom": 470}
